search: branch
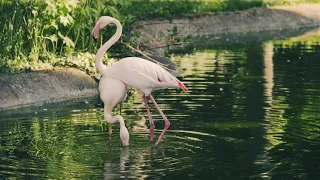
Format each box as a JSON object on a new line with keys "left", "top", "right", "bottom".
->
{"left": 119, "top": 39, "right": 172, "bottom": 70}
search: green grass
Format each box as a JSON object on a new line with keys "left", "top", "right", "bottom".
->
{"left": 125, "top": 0, "right": 320, "bottom": 20}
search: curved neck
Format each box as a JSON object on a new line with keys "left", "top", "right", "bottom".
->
{"left": 104, "top": 107, "right": 125, "bottom": 127}
{"left": 95, "top": 19, "right": 123, "bottom": 74}
{"left": 115, "top": 115, "right": 125, "bottom": 127}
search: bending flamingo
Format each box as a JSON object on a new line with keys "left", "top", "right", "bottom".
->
{"left": 99, "top": 76, "right": 129, "bottom": 146}
{"left": 92, "top": 16, "right": 188, "bottom": 145}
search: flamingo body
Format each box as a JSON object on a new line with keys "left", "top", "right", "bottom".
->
{"left": 99, "top": 76, "right": 129, "bottom": 146}
{"left": 99, "top": 76, "right": 128, "bottom": 108}
{"left": 103, "top": 57, "right": 186, "bottom": 95}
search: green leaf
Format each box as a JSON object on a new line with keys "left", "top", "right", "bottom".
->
{"left": 50, "top": 20, "right": 58, "bottom": 30}
{"left": 108, "top": 6, "right": 120, "bottom": 17}
{"left": 80, "top": 7, "right": 86, "bottom": 16}
{"left": 49, "top": 34, "right": 58, "bottom": 43}
{"left": 67, "top": 0, "right": 79, "bottom": 8}
{"left": 59, "top": 15, "right": 69, "bottom": 26}
{"left": 58, "top": 32, "right": 75, "bottom": 48}
{"left": 66, "top": 14, "right": 74, "bottom": 24}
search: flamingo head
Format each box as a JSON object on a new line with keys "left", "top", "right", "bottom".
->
{"left": 92, "top": 16, "right": 115, "bottom": 40}
{"left": 120, "top": 126, "right": 130, "bottom": 146}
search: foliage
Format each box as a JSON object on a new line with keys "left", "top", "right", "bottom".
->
{"left": 0, "top": 0, "right": 133, "bottom": 74}
{"left": 0, "top": 0, "right": 319, "bottom": 74}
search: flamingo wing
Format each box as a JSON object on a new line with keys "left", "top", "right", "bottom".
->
{"left": 105, "top": 57, "right": 187, "bottom": 94}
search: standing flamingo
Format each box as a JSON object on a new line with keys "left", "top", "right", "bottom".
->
{"left": 93, "top": 16, "right": 188, "bottom": 145}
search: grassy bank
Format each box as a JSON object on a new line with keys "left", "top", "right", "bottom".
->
{"left": 0, "top": 0, "right": 319, "bottom": 74}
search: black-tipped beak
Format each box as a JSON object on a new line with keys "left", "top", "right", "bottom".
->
{"left": 92, "top": 35, "right": 97, "bottom": 42}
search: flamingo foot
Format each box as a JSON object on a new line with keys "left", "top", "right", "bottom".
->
{"left": 148, "top": 94, "right": 170, "bottom": 145}
{"left": 156, "top": 120, "right": 170, "bottom": 145}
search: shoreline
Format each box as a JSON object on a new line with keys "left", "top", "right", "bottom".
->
{"left": 135, "top": 4, "right": 320, "bottom": 53}
{"left": 2, "top": 4, "right": 320, "bottom": 110}
{"left": 0, "top": 68, "right": 98, "bottom": 110}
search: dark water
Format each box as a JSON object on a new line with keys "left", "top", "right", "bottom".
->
{"left": 1, "top": 29, "right": 320, "bottom": 180}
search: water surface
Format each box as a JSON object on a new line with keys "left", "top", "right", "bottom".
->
{"left": 1, "top": 29, "right": 320, "bottom": 179}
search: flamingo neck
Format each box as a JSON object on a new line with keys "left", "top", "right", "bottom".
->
{"left": 95, "top": 19, "right": 123, "bottom": 74}
{"left": 104, "top": 107, "right": 125, "bottom": 127}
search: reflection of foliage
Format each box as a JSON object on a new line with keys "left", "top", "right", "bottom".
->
{"left": 0, "top": 119, "right": 28, "bottom": 156}
{"left": 273, "top": 34, "right": 320, "bottom": 49}
{"left": 166, "top": 34, "right": 320, "bottom": 178}
{"left": 0, "top": 95, "right": 155, "bottom": 179}
{"left": 0, "top": 113, "right": 107, "bottom": 179}
{"left": 1, "top": 30, "right": 320, "bottom": 178}
{"left": 265, "top": 38, "right": 320, "bottom": 179}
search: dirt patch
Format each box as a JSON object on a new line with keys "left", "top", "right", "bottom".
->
{"left": 136, "top": 4, "right": 320, "bottom": 51}
{"left": 0, "top": 68, "right": 98, "bottom": 110}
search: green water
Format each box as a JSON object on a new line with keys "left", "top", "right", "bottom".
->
{"left": 1, "top": 29, "right": 320, "bottom": 179}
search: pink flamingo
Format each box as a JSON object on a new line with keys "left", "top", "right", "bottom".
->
{"left": 99, "top": 56, "right": 180, "bottom": 146}
{"left": 99, "top": 76, "right": 129, "bottom": 146}
{"left": 92, "top": 16, "right": 188, "bottom": 145}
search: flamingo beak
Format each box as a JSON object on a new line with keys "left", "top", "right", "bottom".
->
{"left": 92, "top": 23, "right": 100, "bottom": 41}
{"left": 92, "top": 35, "right": 97, "bottom": 42}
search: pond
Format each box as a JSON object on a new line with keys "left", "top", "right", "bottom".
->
{"left": 1, "top": 28, "right": 320, "bottom": 179}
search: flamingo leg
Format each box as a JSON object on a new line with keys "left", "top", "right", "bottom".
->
{"left": 109, "top": 125, "right": 112, "bottom": 140}
{"left": 142, "top": 95, "right": 155, "bottom": 141}
{"left": 119, "top": 103, "right": 123, "bottom": 115}
{"left": 149, "top": 94, "right": 170, "bottom": 145}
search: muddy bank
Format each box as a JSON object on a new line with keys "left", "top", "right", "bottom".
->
{"left": 0, "top": 68, "right": 98, "bottom": 110}
{"left": 168, "top": 27, "right": 320, "bottom": 54}
{"left": 136, "top": 4, "right": 320, "bottom": 51}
